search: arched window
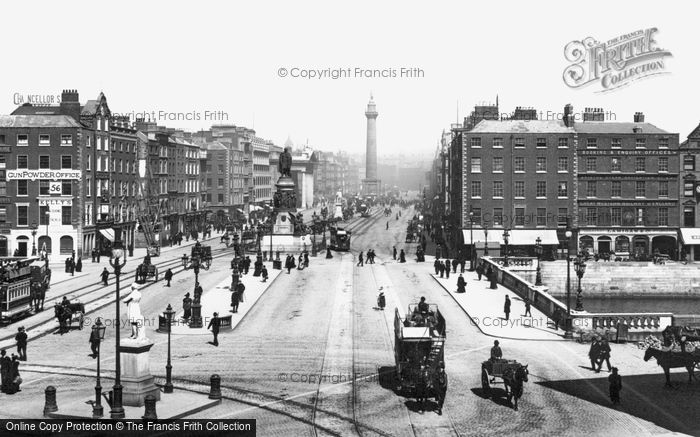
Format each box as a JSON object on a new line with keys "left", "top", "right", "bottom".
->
{"left": 60, "top": 236, "right": 74, "bottom": 255}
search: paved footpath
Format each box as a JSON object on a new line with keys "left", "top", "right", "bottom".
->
{"left": 169, "top": 261, "right": 281, "bottom": 335}
{"left": 428, "top": 256, "right": 566, "bottom": 341}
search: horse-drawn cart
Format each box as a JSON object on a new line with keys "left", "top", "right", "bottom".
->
{"left": 136, "top": 256, "right": 159, "bottom": 283}
{"left": 55, "top": 297, "right": 85, "bottom": 333}
{"left": 481, "top": 359, "right": 529, "bottom": 410}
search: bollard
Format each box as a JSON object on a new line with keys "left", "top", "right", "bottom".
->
{"left": 142, "top": 395, "right": 157, "bottom": 419}
{"left": 44, "top": 386, "right": 58, "bottom": 416}
{"left": 209, "top": 374, "right": 222, "bottom": 400}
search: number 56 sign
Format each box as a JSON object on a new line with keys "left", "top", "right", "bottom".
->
{"left": 49, "top": 181, "right": 62, "bottom": 194}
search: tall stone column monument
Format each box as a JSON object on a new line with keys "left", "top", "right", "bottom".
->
{"left": 272, "top": 146, "right": 297, "bottom": 235}
{"left": 362, "top": 94, "right": 381, "bottom": 196}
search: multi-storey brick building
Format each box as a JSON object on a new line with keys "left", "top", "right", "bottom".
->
{"left": 574, "top": 108, "right": 680, "bottom": 259}
{"left": 679, "top": 123, "right": 700, "bottom": 260}
{"left": 4, "top": 90, "right": 140, "bottom": 257}
{"left": 462, "top": 118, "right": 576, "bottom": 259}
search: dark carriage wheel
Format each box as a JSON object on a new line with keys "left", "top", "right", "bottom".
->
{"left": 481, "top": 368, "right": 491, "bottom": 398}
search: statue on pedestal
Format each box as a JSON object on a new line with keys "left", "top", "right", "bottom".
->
{"left": 123, "top": 284, "right": 144, "bottom": 340}
{"left": 278, "top": 146, "right": 292, "bottom": 178}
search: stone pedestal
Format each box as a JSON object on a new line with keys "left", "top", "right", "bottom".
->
{"left": 273, "top": 212, "right": 294, "bottom": 235}
{"left": 119, "top": 339, "right": 161, "bottom": 407}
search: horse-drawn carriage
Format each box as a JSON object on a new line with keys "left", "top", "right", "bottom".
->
{"left": 54, "top": 296, "right": 85, "bottom": 333}
{"left": 393, "top": 303, "right": 446, "bottom": 396}
{"left": 135, "top": 255, "right": 159, "bottom": 283}
{"left": 481, "top": 359, "right": 529, "bottom": 410}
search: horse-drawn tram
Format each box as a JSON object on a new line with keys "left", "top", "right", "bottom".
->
{"left": 393, "top": 302, "right": 446, "bottom": 394}
{"left": 0, "top": 257, "right": 48, "bottom": 323}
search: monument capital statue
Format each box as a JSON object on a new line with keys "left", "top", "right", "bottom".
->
{"left": 278, "top": 146, "right": 292, "bottom": 178}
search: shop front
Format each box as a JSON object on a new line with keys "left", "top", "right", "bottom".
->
{"left": 578, "top": 228, "right": 678, "bottom": 261}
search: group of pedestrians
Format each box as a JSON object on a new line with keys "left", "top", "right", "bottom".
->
{"left": 285, "top": 252, "right": 309, "bottom": 273}
{"left": 64, "top": 256, "right": 82, "bottom": 276}
{"left": 0, "top": 350, "right": 21, "bottom": 395}
{"left": 475, "top": 262, "right": 498, "bottom": 289}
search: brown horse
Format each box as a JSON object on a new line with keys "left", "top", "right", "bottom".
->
{"left": 643, "top": 347, "right": 699, "bottom": 387}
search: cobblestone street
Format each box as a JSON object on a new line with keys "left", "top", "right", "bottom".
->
{"left": 1, "top": 207, "right": 698, "bottom": 436}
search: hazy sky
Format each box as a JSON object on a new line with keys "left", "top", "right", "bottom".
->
{"left": 1, "top": 1, "right": 698, "bottom": 154}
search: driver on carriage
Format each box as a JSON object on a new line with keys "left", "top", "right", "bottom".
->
{"left": 61, "top": 296, "right": 71, "bottom": 307}
{"left": 490, "top": 340, "right": 503, "bottom": 362}
{"left": 143, "top": 254, "right": 151, "bottom": 265}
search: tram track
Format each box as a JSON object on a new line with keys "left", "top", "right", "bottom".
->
{"left": 0, "top": 245, "right": 234, "bottom": 342}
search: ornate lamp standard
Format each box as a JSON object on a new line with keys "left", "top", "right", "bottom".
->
{"left": 502, "top": 228, "right": 510, "bottom": 267}
{"left": 163, "top": 304, "right": 175, "bottom": 393}
{"left": 182, "top": 247, "right": 211, "bottom": 328}
{"left": 469, "top": 211, "right": 474, "bottom": 271}
{"left": 534, "top": 236, "right": 543, "bottom": 286}
{"left": 91, "top": 318, "right": 106, "bottom": 418}
{"left": 109, "top": 240, "right": 126, "bottom": 419}
{"left": 564, "top": 228, "right": 573, "bottom": 339}
{"left": 30, "top": 222, "right": 38, "bottom": 256}
{"left": 574, "top": 253, "right": 586, "bottom": 311}
{"left": 482, "top": 225, "right": 489, "bottom": 256}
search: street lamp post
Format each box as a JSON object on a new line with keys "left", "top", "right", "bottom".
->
{"left": 482, "top": 225, "right": 489, "bottom": 257}
{"left": 44, "top": 211, "right": 50, "bottom": 253}
{"left": 469, "top": 211, "right": 474, "bottom": 271}
{"left": 534, "top": 236, "right": 543, "bottom": 286}
{"left": 502, "top": 228, "right": 510, "bottom": 268}
{"left": 109, "top": 240, "right": 126, "bottom": 419}
{"left": 30, "top": 222, "right": 38, "bottom": 256}
{"left": 574, "top": 254, "right": 586, "bottom": 311}
{"left": 92, "top": 318, "right": 106, "bottom": 418}
{"left": 564, "top": 228, "right": 573, "bottom": 339}
{"left": 163, "top": 304, "right": 175, "bottom": 393}
{"left": 182, "top": 247, "right": 210, "bottom": 329}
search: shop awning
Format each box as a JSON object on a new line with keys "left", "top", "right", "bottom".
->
{"left": 462, "top": 230, "right": 500, "bottom": 246}
{"left": 461, "top": 229, "right": 560, "bottom": 246}
{"left": 99, "top": 228, "right": 115, "bottom": 241}
{"left": 506, "top": 229, "right": 560, "bottom": 245}
{"left": 680, "top": 228, "right": 700, "bottom": 244}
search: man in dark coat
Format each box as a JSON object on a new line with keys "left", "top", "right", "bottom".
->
{"left": 609, "top": 367, "right": 622, "bottom": 405}
{"left": 304, "top": 252, "right": 309, "bottom": 268}
{"left": 489, "top": 268, "right": 498, "bottom": 289}
{"left": 208, "top": 312, "right": 221, "bottom": 346}
{"left": 326, "top": 248, "right": 333, "bottom": 259}
{"left": 357, "top": 252, "right": 364, "bottom": 267}
{"left": 7, "top": 355, "right": 20, "bottom": 394}
{"left": 399, "top": 249, "right": 406, "bottom": 263}
{"left": 244, "top": 256, "right": 251, "bottom": 275}
{"left": 91, "top": 249, "right": 97, "bottom": 263}
{"left": 476, "top": 263, "right": 484, "bottom": 281}
{"left": 504, "top": 296, "right": 511, "bottom": 321}
{"left": 589, "top": 338, "right": 601, "bottom": 370}
{"left": 393, "top": 246, "right": 397, "bottom": 260}
{"left": 524, "top": 298, "right": 532, "bottom": 317}
{"left": 183, "top": 293, "right": 192, "bottom": 321}
{"left": 75, "top": 257, "right": 82, "bottom": 272}
{"left": 439, "top": 261, "right": 445, "bottom": 278}
{"left": 100, "top": 268, "right": 110, "bottom": 286}
{"left": 15, "top": 327, "right": 27, "bottom": 361}
{"left": 457, "top": 274, "right": 466, "bottom": 293}
{"left": 230, "top": 288, "right": 240, "bottom": 313}
{"left": 597, "top": 338, "right": 612, "bottom": 373}
{"left": 434, "top": 366, "right": 448, "bottom": 415}
{"left": 434, "top": 258, "right": 440, "bottom": 275}
{"left": 164, "top": 268, "right": 173, "bottom": 287}
{"left": 89, "top": 321, "right": 102, "bottom": 358}
{"left": 452, "top": 258, "right": 458, "bottom": 274}
{"left": 444, "top": 260, "right": 451, "bottom": 279}
{"left": 415, "top": 361, "right": 429, "bottom": 413}
{"left": 0, "top": 350, "right": 9, "bottom": 393}
{"left": 261, "top": 265, "right": 269, "bottom": 282}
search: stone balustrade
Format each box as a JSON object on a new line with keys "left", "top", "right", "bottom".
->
{"left": 480, "top": 256, "right": 673, "bottom": 340}
{"left": 490, "top": 257, "right": 538, "bottom": 271}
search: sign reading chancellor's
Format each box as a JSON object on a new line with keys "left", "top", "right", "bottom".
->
{"left": 6, "top": 169, "right": 81, "bottom": 181}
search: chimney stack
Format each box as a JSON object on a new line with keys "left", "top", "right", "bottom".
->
{"left": 634, "top": 112, "right": 645, "bottom": 123}
{"left": 563, "top": 104, "right": 573, "bottom": 127}
{"left": 60, "top": 89, "right": 81, "bottom": 122}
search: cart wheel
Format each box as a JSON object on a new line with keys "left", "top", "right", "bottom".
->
{"left": 481, "top": 368, "right": 491, "bottom": 398}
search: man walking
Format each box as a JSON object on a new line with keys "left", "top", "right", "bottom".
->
{"left": 100, "top": 268, "right": 110, "bottom": 286}
{"left": 445, "top": 260, "right": 451, "bottom": 279}
{"left": 393, "top": 246, "right": 397, "bottom": 260}
{"left": 524, "top": 298, "right": 532, "bottom": 317}
{"left": 589, "top": 337, "right": 601, "bottom": 371}
{"left": 164, "top": 268, "right": 173, "bottom": 287}
{"left": 503, "top": 295, "right": 511, "bottom": 321}
{"left": 597, "top": 338, "right": 612, "bottom": 373}
{"left": 261, "top": 265, "right": 269, "bottom": 282}
{"left": 15, "top": 327, "right": 27, "bottom": 361}
{"left": 208, "top": 312, "right": 221, "bottom": 346}
{"left": 89, "top": 321, "right": 101, "bottom": 358}
{"left": 434, "top": 258, "right": 440, "bottom": 275}
{"left": 231, "top": 288, "right": 240, "bottom": 313}
{"left": 608, "top": 367, "right": 622, "bottom": 405}
{"left": 476, "top": 263, "right": 484, "bottom": 281}
{"left": 357, "top": 252, "right": 364, "bottom": 267}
